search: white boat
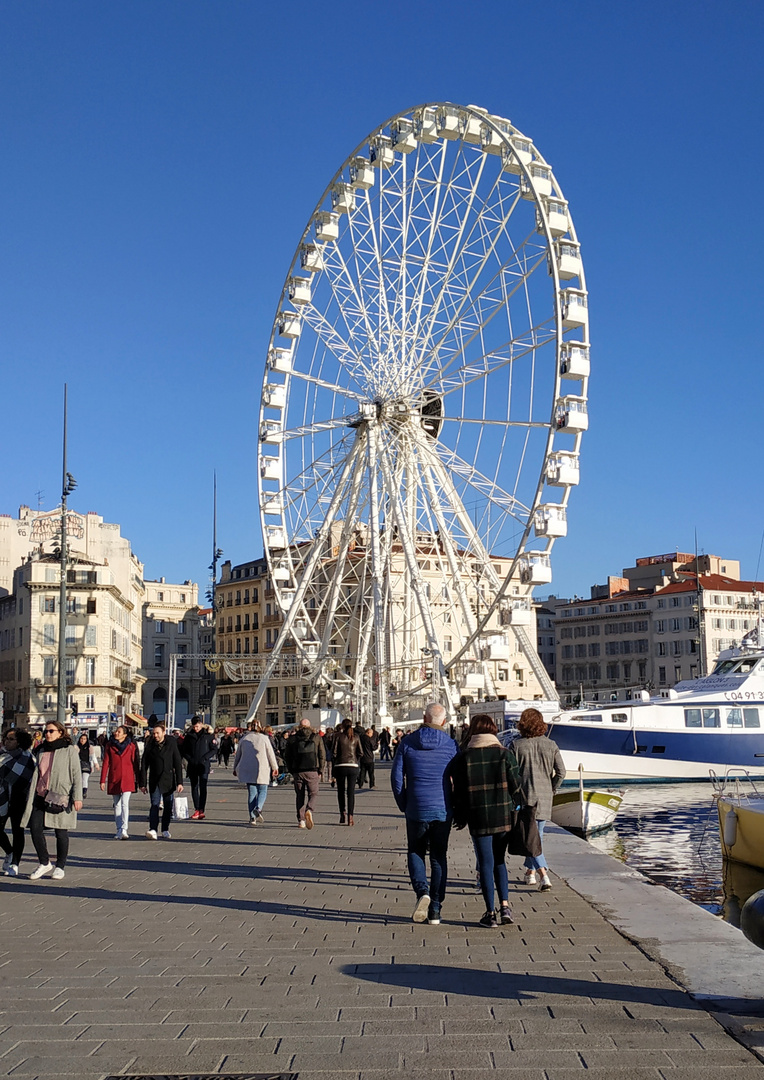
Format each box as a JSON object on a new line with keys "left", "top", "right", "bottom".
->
{"left": 486, "top": 643, "right": 764, "bottom": 783}
{"left": 552, "top": 766, "right": 624, "bottom": 835}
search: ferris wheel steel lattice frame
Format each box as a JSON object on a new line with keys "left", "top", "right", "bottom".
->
{"left": 246, "top": 102, "right": 589, "bottom": 724}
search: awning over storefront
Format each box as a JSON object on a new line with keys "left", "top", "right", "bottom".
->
{"left": 125, "top": 713, "right": 148, "bottom": 727}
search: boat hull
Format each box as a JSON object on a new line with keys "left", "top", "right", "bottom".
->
{"left": 552, "top": 788, "right": 623, "bottom": 835}
{"left": 551, "top": 723, "right": 764, "bottom": 782}
{"left": 718, "top": 796, "right": 764, "bottom": 871}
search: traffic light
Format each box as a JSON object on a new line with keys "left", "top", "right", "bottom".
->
{"left": 71, "top": 702, "right": 79, "bottom": 717}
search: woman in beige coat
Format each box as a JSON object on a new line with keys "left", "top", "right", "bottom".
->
{"left": 22, "top": 719, "right": 83, "bottom": 880}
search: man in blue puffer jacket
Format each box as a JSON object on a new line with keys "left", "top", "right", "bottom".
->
{"left": 391, "top": 702, "right": 458, "bottom": 926}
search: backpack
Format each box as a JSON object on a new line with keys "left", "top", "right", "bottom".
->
{"left": 291, "top": 733, "right": 319, "bottom": 772}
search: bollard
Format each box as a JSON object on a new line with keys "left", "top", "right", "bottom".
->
{"left": 741, "top": 889, "right": 764, "bottom": 950}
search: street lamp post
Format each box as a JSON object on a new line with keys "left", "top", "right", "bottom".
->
{"left": 56, "top": 385, "right": 77, "bottom": 727}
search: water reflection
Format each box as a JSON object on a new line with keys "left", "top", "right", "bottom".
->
{"left": 587, "top": 783, "right": 764, "bottom": 933}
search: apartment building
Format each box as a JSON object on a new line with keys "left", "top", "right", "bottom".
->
{"left": 211, "top": 539, "right": 549, "bottom": 727}
{"left": 0, "top": 504, "right": 200, "bottom": 729}
{"left": 551, "top": 551, "right": 759, "bottom": 704}
{"left": 141, "top": 578, "right": 202, "bottom": 722}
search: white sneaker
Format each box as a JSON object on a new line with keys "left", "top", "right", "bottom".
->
{"left": 51, "top": 867, "right": 65, "bottom": 880}
{"left": 6, "top": 864, "right": 18, "bottom": 877}
{"left": 145, "top": 829, "right": 158, "bottom": 840}
{"left": 249, "top": 818, "right": 259, "bottom": 826}
{"left": 161, "top": 830, "right": 172, "bottom": 840}
{"left": 413, "top": 894, "right": 431, "bottom": 923}
{"left": 256, "top": 811, "right": 265, "bottom": 824}
{"left": 298, "top": 820, "right": 307, "bottom": 828}
{"left": 29, "top": 862, "right": 54, "bottom": 880}
{"left": 120, "top": 832, "right": 129, "bottom": 841}
{"left": 524, "top": 869, "right": 537, "bottom": 886}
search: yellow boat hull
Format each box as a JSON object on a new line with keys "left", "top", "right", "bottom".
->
{"left": 718, "top": 796, "right": 764, "bottom": 871}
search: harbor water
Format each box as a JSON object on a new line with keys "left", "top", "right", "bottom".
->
{"left": 586, "top": 783, "right": 764, "bottom": 937}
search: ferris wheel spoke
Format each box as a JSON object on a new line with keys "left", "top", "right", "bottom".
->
{"left": 315, "top": 434, "right": 370, "bottom": 659}
{"left": 428, "top": 441, "right": 531, "bottom": 525}
{"left": 300, "top": 303, "right": 377, "bottom": 389}
{"left": 377, "top": 438, "right": 447, "bottom": 682}
{"left": 408, "top": 161, "right": 525, "bottom": 372}
{"left": 417, "top": 236, "right": 550, "bottom": 392}
{"left": 405, "top": 141, "right": 493, "bottom": 373}
{"left": 320, "top": 226, "right": 391, "bottom": 377}
{"left": 433, "top": 330, "right": 556, "bottom": 399}
{"left": 415, "top": 452, "right": 482, "bottom": 657}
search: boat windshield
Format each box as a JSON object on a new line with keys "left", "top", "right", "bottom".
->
{"left": 713, "top": 657, "right": 761, "bottom": 676}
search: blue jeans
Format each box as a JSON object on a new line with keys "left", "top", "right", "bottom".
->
{"left": 149, "top": 787, "right": 173, "bottom": 832}
{"left": 406, "top": 818, "right": 451, "bottom": 909}
{"left": 247, "top": 783, "right": 269, "bottom": 818}
{"left": 473, "top": 832, "right": 510, "bottom": 911}
{"left": 524, "top": 819, "right": 548, "bottom": 870}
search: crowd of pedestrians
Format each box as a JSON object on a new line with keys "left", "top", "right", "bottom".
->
{"left": 0, "top": 704, "right": 565, "bottom": 927}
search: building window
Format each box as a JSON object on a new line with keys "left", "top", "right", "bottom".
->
{"left": 87, "top": 598, "right": 97, "bottom": 614}
{"left": 86, "top": 693, "right": 95, "bottom": 709}
{"left": 42, "top": 596, "right": 56, "bottom": 613}
{"left": 85, "top": 625, "right": 97, "bottom": 647}
{"left": 157, "top": 592, "right": 164, "bottom": 601}
{"left": 65, "top": 626, "right": 77, "bottom": 645}
{"left": 43, "top": 656, "right": 56, "bottom": 679}
{"left": 180, "top": 593, "right": 186, "bottom": 603}
{"left": 155, "top": 621, "right": 165, "bottom": 633}
{"left": 177, "top": 621, "right": 186, "bottom": 635}
{"left": 219, "top": 694, "right": 231, "bottom": 706}
{"left": 284, "top": 686, "right": 296, "bottom": 704}
{"left": 43, "top": 624, "right": 55, "bottom": 645}
{"left": 606, "top": 663, "right": 619, "bottom": 680}
{"left": 266, "top": 686, "right": 278, "bottom": 705}
{"left": 177, "top": 644, "right": 187, "bottom": 668}
{"left": 65, "top": 658, "right": 76, "bottom": 685}
{"left": 235, "top": 693, "right": 247, "bottom": 706}
{"left": 155, "top": 644, "right": 165, "bottom": 668}
{"left": 85, "top": 657, "right": 96, "bottom": 685}
{"left": 658, "top": 666, "right": 666, "bottom": 685}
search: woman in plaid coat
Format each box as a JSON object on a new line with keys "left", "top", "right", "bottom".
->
{"left": 449, "top": 714, "right": 522, "bottom": 928}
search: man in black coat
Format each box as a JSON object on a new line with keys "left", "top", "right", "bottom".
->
{"left": 180, "top": 717, "right": 217, "bottom": 820}
{"left": 139, "top": 724, "right": 184, "bottom": 839}
{"left": 357, "top": 727, "right": 377, "bottom": 789}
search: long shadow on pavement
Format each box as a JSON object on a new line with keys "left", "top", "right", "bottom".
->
{"left": 342, "top": 962, "right": 699, "bottom": 1011}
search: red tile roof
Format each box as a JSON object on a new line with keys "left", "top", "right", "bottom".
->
{"left": 656, "top": 575, "right": 764, "bottom": 595}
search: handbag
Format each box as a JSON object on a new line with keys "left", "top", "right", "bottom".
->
{"left": 505, "top": 805, "right": 542, "bottom": 857}
{"left": 43, "top": 790, "right": 70, "bottom": 815}
{"left": 172, "top": 794, "right": 189, "bottom": 820}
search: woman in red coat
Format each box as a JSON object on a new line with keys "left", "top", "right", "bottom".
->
{"left": 100, "top": 726, "right": 141, "bottom": 840}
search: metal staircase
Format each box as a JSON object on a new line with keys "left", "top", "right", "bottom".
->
{"left": 513, "top": 624, "right": 559, "bottom": 702}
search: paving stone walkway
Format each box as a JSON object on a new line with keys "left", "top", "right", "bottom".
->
{"left": 1, "top": 765, "right": 762, "bottom": 1079}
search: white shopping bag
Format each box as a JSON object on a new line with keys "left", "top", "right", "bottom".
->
{"left": 172, "top": 794, "right": 189, "bottom": 820}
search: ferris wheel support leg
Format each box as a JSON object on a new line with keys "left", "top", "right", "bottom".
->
{"left": 317, "top": 435, "right": 368, "bottom": 658}
{"left": 377, "top": 437, "right": 449, "bottom": 715}
{"left": 244, "top": 435, "right": 364, "bottom": 727}
{"left": 368, "top": 429, "right": 391, "bottom": 723}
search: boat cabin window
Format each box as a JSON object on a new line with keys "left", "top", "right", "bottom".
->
{"left": 714, "top": 657, "right": 760, "bottom": 675}
{"left": 684, "top": 707, "right": 720, "bottom": 728}
{"left": 610, "top": 713, "right": 628, "bottom": 724}
{"left": 728, "top": 707, "right": 761, "bottom": 728}
{"left": 570, "top": 714, "right": 602, "bottom": 723}
{"left": 736, "top": 658, "right": 760, "bottom": 674}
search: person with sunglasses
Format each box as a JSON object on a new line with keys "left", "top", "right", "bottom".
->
{"left": 21, "top": 720, "right": 83, "bottom": 880}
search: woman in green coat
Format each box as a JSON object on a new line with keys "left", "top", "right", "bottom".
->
{"left": 449, "top": 714, "right": 522, "bottom": 928}
{"left": 22, "top": 719, "right": 83, "bottom": 880}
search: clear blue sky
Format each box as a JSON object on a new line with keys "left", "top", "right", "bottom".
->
{"left": 1, "top": 1, "right": 762, "bottom": 600}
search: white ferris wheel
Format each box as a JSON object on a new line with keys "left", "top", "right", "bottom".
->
{"left": 249, "top": 103, "right": 589, "bottom": 723}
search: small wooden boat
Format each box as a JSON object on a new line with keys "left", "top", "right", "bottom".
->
{"left": 552, "top": 766, "right": 624, "bottom": 836}
{"left": 714, "top": 770, "right": 764, "bottom": 871}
